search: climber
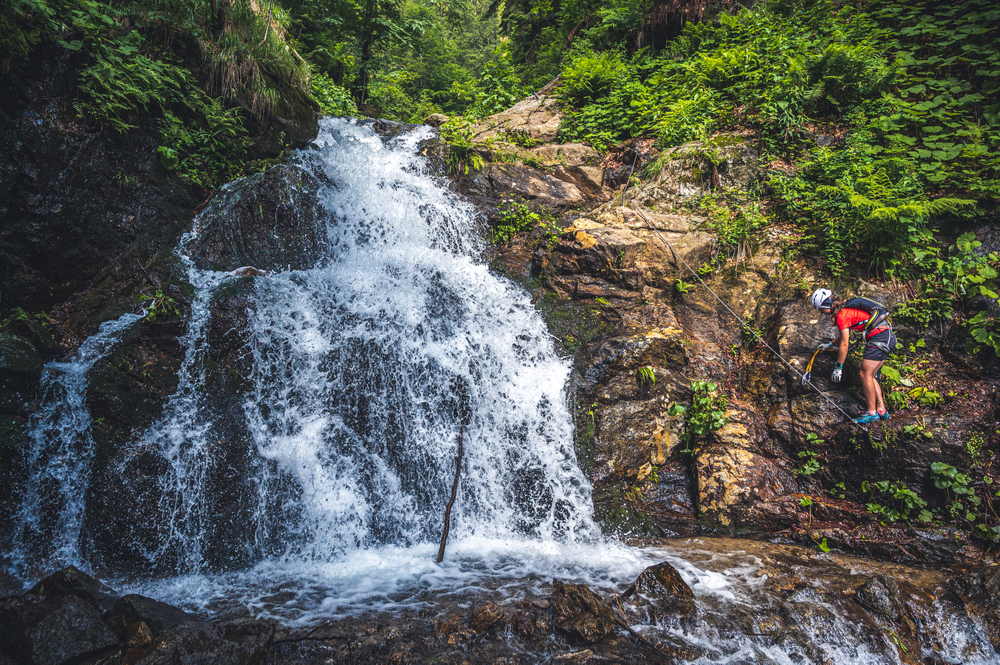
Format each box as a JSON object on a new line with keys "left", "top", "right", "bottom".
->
{"left": 811, "top": 288, "right": 896, "bottom": 424}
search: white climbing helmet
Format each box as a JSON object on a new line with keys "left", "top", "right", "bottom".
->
{"left": 811, "top": 288, "right": 833, "bottom": 310}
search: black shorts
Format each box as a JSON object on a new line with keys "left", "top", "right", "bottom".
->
{"left": 863, "top": 330, "right": 896, "bottom": 362}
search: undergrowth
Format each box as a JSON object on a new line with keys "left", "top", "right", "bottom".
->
{"left": 554, "top": 0, "right": 1000, "bottom": 356}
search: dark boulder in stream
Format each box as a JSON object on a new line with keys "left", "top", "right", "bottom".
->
{"left": 551, "top": 579, "right": 616, "bottom": 644}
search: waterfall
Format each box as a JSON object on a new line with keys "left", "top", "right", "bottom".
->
{"left": 8, "top": 311, "right": 144, "bottom": 578}
{"left": 3, "top": 118, "right": 600, "bottom": 597}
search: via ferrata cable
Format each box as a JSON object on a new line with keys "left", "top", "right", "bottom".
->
{"left": 617, "top": 177, "right": 864, "bottom": 429}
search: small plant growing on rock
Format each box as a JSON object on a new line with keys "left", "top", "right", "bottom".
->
{"left": 932, "top": 462, "right": 981, "bottom": 522}
{"left": 634, "top": 366, "right": 655, "bottom": 395}
{"left": 797, "top": 432, "right": 824, "bottom": 475}
{"left": 139, "top": 290, "right": 181, "bottom": 322}
{"left": 441, "top": 117, "right": 484, "bottom": 176}
{"left": 667, "top": 380, "right": 727, "bottom": 454}
{"left": 491, "top": 198, "right": 556, "bottom": 245}
{"left": 862, "top": 480, "right": 933, "bottom": 525}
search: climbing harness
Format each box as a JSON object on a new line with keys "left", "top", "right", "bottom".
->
{"left": 801, "top": 346, "right": 823, "bottom": 386}
{"left": 617, "top": 185, "right": 866, "bottom": 429}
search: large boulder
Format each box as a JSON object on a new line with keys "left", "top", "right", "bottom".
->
{"left": 551, "top": 580, "right": 616, "bottom": 644}
{"left": 27, "top": 566, "right": 120, "bottom": 614}
{"left": 696, "top": 444, "right": 800, "bottom": 530}
{"left": 472, "top": 96, "right": 561, "bottom": 143}
{"left": 186, "top": 165, "right": 327, "bottom": 272}
{"left": 621, "top": 561, "right": 696, "bottom": 624}
{"left": 0, "top": 593, "right": 118, "bottom": 664}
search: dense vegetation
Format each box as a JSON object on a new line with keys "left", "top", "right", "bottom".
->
{"left": 529, "top": 0, "right": 1000, "bottom": 356}
{"left": 2, "top": 0, "right": 998, "bottom": 345}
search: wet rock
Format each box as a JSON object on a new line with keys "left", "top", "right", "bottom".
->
{"left": 127, "top": 621, "right": 154, "bottom": 648}
{"left": 621, "top": 561, "right": 695, "bottom": 624}
{"left": 0, "top": 50, "right": 196, "bottom": 315}
{"left": 0, "top": 593, "right": 118, "bottom": 665}
{"left": 955, "top": 567, "right": 1000, "bottom": 651}
{"left": 132, "top": 620, "right": 274, "bottom": 665}
{"left": 27, "top": 566, "right": 120, "bottom": 614}
{"left": 1, "top": 315, "right": 62, "bottom": 361}
{"left": 106, "top": 594, "right": 202, "bottom": 638}
{"left": 696, "top": 444, "right": 800, "bottom": 530}
{"left": 187, "top": 164, "right": 326, "bottom": 272}
{"left": 468, "top": 602, "right": 504, "bottom": 633}
{"left": 0, "top": 333, "right": 42, "bottom": 412}
{"left": 551, "top": 579, "right": 616, "bottom": 644}
{"left": 854, "top": 575, "right": 905, "bottom": 621}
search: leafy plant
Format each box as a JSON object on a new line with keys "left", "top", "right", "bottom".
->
{"left": 138, "top": 290, "right": 181, "bottom": 322}
{"left": 634, "top": 366, "right": 655, "bottom": 393}
{"left": 863, "top": 479, "right": 933, "bottom": 524}
{"left": 491, "top": 198, "right": 556, "bottom": 245}
{"left": 932, "top": 462, "right": 982, "bottom": 522}
{"left": 441, "top": 116, "right": 485, "bottom": 176}
{"left": 312, "top": 72, "right": 357, "bottom": 117}
{"left": 797, "top": 432, "right": 825, "bottom": 476}
{"left": 675, "top": 278, "right": 694, "bottom": 294}
{"left": 667, "top": 380, "right": 727, "bottom": 453}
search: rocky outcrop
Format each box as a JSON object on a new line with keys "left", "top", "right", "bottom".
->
{"left": 620, "top": 561, "right": 695, "bottom": 624}
{"left": 496, "top": 127, "right": 1000, "bottom": 563}
{"left": 186, "top": 165, "right": 326, "bottom": 272}
{"left": 472, "top": 95, "right": 562, "bottom": 143}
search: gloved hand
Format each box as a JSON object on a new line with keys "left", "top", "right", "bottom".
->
{"left": 830, "top": 363, "right": 843, "bottom": 383}
{"left": 819, "top": 341, "right": 835, "bottom": 351}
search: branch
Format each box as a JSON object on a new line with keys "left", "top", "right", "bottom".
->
{"left": 257, "top": 0, "right": 275, "bottom": 48}
{"left": 436, "top": 425, "right": 464, "bottom": 563}
{"left": 135, "top": 258, "right": 160, "bottom": 290}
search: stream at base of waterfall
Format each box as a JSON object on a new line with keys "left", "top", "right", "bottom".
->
{"left": 2, "top": 119, "right": 997, "bottom": 664}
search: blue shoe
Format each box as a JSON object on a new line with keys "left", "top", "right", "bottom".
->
{"left": 854, "top": 413, "right": 880, "bottom": 424}
{"left": 878, "top": 410, "right": 889, "bottom": 421}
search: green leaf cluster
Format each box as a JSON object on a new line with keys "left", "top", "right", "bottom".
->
{"left": 667, "top": 380, "right": 727, "bottom": 454}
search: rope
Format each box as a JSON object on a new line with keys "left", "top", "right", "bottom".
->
{"left": 617, "top": 177, "right": 864, "bottom": 429}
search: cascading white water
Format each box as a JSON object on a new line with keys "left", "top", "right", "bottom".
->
{"left": 8, "top": 311, "right": 144, "bottom": 577}
{"left": 123, "top": 118, "right": 603, "bottom": 594}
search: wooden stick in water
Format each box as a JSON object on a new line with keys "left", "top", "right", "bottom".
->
{"left": 436, "top": 425, "right": 464, "bottom": 563}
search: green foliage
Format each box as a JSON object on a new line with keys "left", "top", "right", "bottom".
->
{"left": 634, "top": 366, "right": 655, "bottom": 392}
{"left": 674, "top": 278, "right": 694, "bottom": 294}
{"left": 560, "top": 48, "right": 626, "bottom": 107}
{"left": 932, "top": 462, "right": 981, "bottom": 522}
{"left": 797, "top": 432, "right": 824, "bottom": 476}
{"left": 491, "top": 197, "right": 556, "bottom": 245}
{"left": 312, "top": 72, "right": 358, "bottom": 116}
{"left": 466, "top": 45, "right": 527, "bottom": 119}
{"left": 138, "top": 289, "right": 181, "bottom": 322}
{"left": 440, "top": 116, "right": 484, "bottom": 175}
{"left": 667, "top": 380, "right": 727, "bottom": 454}
{"left": 863, "top": 479, "right": 933, "bottom": 524}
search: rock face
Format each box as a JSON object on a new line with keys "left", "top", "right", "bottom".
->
{"left": 551, "top": 580, "right": 616, "bottom": 644}
{"left": 493, "top": 128, "right": 1000, "bottom": 563}
{"left": 472, "top": 96, "right": 562, "bottom": 143}
{"left": 186, "top": 165, "right": 326, "bottom": 272}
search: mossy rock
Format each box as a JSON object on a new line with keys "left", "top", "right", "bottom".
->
{"left": 0, "top": 333, "right": 43, "bottom": 414}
